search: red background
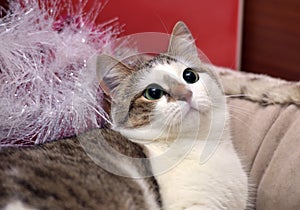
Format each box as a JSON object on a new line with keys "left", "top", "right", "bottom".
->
{"left": 94, "top": 0, "right": 241, "bottom": 69}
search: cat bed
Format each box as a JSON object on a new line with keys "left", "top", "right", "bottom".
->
{"left": 229, "top": 98, "right": 300, "bottom": 209}
{"left": 218, "top": 68, "right": 300, "bottom": 210}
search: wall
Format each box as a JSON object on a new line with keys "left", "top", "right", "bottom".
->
{"left": 91, "top": 0, "right": 241, "bottom": 69}
{"left": 242, "top": 0, "right": 300, "bottom": 81}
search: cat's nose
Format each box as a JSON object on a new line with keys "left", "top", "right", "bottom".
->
{"left": 179, "top": 89, "right": 193, "bottom": 102}
{"left": 171, "top": 85, "right": 193, "bottom": 102}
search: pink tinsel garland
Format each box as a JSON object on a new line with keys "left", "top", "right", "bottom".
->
{"left": 0, "top": 0, "right": 119, "bottom": 145}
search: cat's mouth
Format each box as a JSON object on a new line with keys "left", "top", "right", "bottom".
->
{"left": 180, "top": 102, "right": 199, "bottom": 118}
{"left": 185, "top": 99, "right": 211, "bottom": 115}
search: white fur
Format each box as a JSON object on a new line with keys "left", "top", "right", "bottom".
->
{"left": 149, "top": 131, "right": 248, "bottom": 210}
{"left": 4, "top": 201, "right": 37, "bottom": 210}
{"left": 115, "top": 62, "right": 248, "bottom": 210}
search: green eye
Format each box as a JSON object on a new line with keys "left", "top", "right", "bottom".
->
{"left": 183, "top": 68, "right": 199, "bottom": 84}
{"left": 143, "top": 84, "right": 164, "bottom": 100}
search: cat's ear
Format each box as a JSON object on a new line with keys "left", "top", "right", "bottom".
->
{"left": 168, "top": 21, "right": 198, "bottom": 58}
{"left": 96, "top": 54, "right": 132, "bottom": 95}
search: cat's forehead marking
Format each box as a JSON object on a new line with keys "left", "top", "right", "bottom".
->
{"left": 142, "top": 54, "right": 178, "bottom": 69}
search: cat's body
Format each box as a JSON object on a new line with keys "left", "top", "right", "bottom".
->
{"left": 0, "top": 129, "right": 161, "bottom": 210}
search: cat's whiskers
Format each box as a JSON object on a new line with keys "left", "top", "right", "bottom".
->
{"left": 164, "top": 121, "right": 174, "bottom": 144}
{"left": 211, "top": 92, "right": 252, "bottom": 100}
{"left": 227, "top": 104, "right": 253, "bottom": 117}
{"left": 163, "top": 118, "right": 180, "bottom": 145}
{"left": 171, "top": 111, "right": 182, "bottom": 134}
{"left": 152, "top": 114, "right": 173, "bottom": 144}
{"left": 210, "top": 102, "right": 252, "bottom": 124}
{"left": 208, "top": 100, "right": 256, "bottom": 135}
{"left": 227, "top": 113, "right": 260, "bottom": 142}
{"left": 83, "top": 102, "right": 113, "bottom": 126}
{"left": 137, "top": 55, "right": 152, "bottom": 66}
{"left": 227, "top": 112, "right": 249, "bottom": 125}
{"left": 157, "top": 105, "right": 182, "bottom": 143}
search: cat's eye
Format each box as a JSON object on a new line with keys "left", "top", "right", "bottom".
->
{"left": 183, "top": 68, "right": 199, "bottom": 84}
{"left": 143, "top": 84, "right": 165, "bottom": 100}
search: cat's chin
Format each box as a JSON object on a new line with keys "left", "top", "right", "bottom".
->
{"left": 113, "top": 126, "right": 168, "bottom": 144}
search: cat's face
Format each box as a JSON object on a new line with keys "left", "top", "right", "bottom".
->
{"left": 97, "top": 22, "right": 221, "bottom": 142}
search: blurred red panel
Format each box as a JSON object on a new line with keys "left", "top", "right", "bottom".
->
{"left": 75, "top": 0, "right": 241, "bottom": 69}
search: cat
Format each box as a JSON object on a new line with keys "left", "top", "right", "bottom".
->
{"left": 96, "top": 21, "right": 249, "bottom": 210}
{"left": 0, "top": 129, "right": 161, "bottom": 210}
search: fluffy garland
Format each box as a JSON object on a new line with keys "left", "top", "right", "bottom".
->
{"left": 0, "top": 0, "right": 119, "bottom": 145}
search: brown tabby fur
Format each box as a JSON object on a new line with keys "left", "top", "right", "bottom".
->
{"left": 0, "top": 129, "right": 160, "bottom": 210}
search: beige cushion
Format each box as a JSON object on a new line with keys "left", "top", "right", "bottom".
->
{"left": 228, "top": 98, "right": 300, "bottom": 209}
